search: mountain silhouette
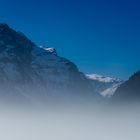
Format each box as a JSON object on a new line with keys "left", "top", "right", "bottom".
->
{"left": 113, "top": 70, "right": 140, "bottom": 102}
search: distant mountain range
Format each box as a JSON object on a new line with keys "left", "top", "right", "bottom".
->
{"left": 86, "top": 74, "right": 123, "bottom": 98}
{"left": 0, "top": 23, "right": 139, "bottom": 104}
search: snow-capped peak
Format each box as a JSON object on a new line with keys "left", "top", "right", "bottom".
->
{"left": 86, "top": 74, "right": 120, "bottom": 83}
{"left": 85, "top": 73, "right": 123, "bottom": 98}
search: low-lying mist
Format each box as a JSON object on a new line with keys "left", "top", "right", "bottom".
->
{"left": 0, "top": 96, "right": 140, "bottom": 140}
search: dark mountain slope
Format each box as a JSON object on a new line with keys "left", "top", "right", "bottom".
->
{"left": 0, "top": 24, "right": 96, "bottom": 103}
{"left": 113, "top": 71, "right": 140, "bottom": 101}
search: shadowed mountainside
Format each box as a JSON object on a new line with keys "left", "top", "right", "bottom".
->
{"left": 113, "top": 71, "right": 140, "bottom": 102}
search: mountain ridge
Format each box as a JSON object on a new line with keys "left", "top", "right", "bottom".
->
{"left": 0, "top": 23, "right": 130, "bottom": 104}
{"left": 0, "top": 23, "right": 96, "bottom": 103}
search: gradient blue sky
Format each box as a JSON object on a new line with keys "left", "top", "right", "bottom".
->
{"left": 0, "top": 0, "right": 140, "bottom": 79}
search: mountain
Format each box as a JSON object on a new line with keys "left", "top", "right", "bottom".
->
{"left": 0, "top": 23, "right": 95, "bottom": 103}
{"left": 86, "top": 74, "right": 123, "bottom": 98}
{"left": 113, "top": 71, "right": 140, "bottom": 101}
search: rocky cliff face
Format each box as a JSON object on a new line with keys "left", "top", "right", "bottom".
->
{"left": 0, "top": 24, "right": 93, "bottom": 103}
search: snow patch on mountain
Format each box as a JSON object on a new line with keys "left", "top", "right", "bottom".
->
{"left": 39, "top": 46, "right": 57, "bottom": 55}
{"left": 100, "top": 83, "right": 121, "bottom": 97}
{"left": 86, "top": 74, "right": 123, "bottom": 97}
{"left": 86, "top": 74, "right": 120, "bottom": 83}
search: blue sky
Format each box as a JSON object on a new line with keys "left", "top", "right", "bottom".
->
{"left": 0, "top": 0, "right": 140, "bottom": 79}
